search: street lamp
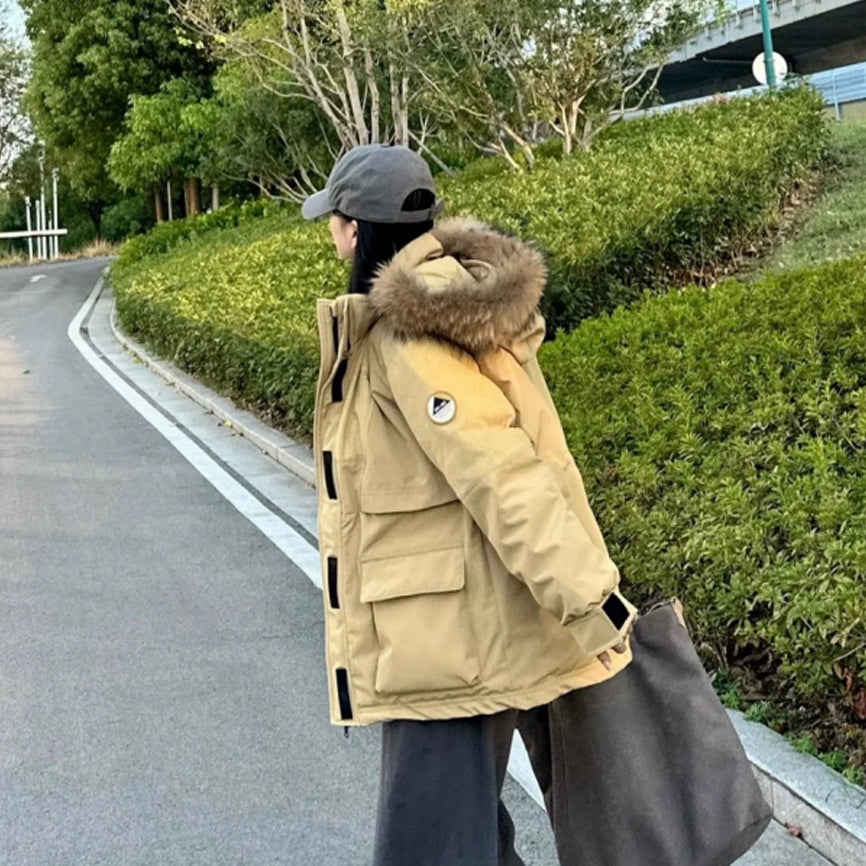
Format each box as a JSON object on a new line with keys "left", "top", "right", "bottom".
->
{"left": 759, "top": 0, "right": 777, "bottom": 88}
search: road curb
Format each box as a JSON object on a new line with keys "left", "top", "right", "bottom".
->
{"left": 107, "top": 286, "right": 866, "bottom": 866}
{"left": 729, "top": 713, "right": 866, "bottom": 866}
{"left": 107, "top": 296, "right": 316, "bottom": 489}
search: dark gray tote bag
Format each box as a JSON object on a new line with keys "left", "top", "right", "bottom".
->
{"left": 518, "top": 602, "right": 772, "bottom": 866}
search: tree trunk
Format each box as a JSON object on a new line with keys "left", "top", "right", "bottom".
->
{"left": 212, "top": 186, "right": 220, "bottom": 211}
{"left": 154, "top": 186, "right": 166, "bottom": 222}
{"left": 492, "top": 138, "right": 522, "bottom": 173}
{"left": 389, "top": 62, "right": 400, "bottom": 143}
{"left": 502, "top": 124, "right": 535, "bottom": 169}
{"left": 87, "top": 202, "right": 104, "bottom": 239}
{"left": 399, "top": 74, "right": 410, "bottom": 146}
{"left": 185, "top": 178, "right": 202, "bottom": 216}
{"left": 580, "top": 116, "right": 595, "bottom": 152}
{"left": 364, "top": 47, "right": 381, "bottom": 143}
{"left": 562, "top": 104, "right": 574, "bottom": 157}
{"left": 167, "top": 180, "right": 174, "bottom": 221}
{"left": 562, "top": 99, "right": 584, "bottom": 157}
{"left": 335, "top": 4, "right": 369, "bottom": 145}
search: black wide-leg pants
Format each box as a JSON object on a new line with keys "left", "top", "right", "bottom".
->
{"left": 372, "top": 709, "right": 527, "bottom": 866}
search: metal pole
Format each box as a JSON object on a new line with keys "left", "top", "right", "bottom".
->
{"left": 38, "top": 148, "right": 46, "bottom": 260}
{"left": 52, "top": 169, "right": 60, "bottom": 258}
{"left": 167, "top": 179, "right": 173, "bottom": 222}
{"left": 36, "top": 197, "right": 43, "bottom": 260}
{"left": 25, "top": 197, "right": 33, "bottom": 263}
{"left": 759, "top": 0, "right": 777, "bottom": 88}
{"left": 41, "top": 198, "right": 48, "bottom": 259}
{"left": 40, "top": 199, "right": 48, "bottom": 260}
{"left": 34, "top": 196, "right": 40, "bottom": 260}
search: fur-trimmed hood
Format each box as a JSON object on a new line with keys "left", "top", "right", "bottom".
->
{"left": 369, "top": 218, "right": 547, "bottom": 360}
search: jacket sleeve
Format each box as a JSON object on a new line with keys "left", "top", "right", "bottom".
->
{"left": 378, "top": 334, "right": 636, "bottom": 657}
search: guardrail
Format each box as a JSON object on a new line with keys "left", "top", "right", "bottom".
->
{"left": 0, "top": 229, "right": 69, "bottom": 263}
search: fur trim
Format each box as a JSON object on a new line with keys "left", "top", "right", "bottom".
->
{"left": 369, "top": 217, "right": 547, "bottom": 356}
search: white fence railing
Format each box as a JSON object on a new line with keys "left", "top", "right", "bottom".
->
{"left": 1, "top": 166, "right": 67, "bottom": 263}
{"left": 0, "top": 229, "right": 69, "bottom": 263}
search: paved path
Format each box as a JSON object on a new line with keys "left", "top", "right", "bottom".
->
{"left": 0, "top": 259, "right": 832, "bottom": 865}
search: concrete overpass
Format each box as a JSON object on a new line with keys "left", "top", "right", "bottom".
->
{"left": 658, "top": 0, "right": 866, "bottom": 101}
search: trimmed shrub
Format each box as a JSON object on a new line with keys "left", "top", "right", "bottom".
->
{"left": 541, "top": 255, "right": 866, "bottom": 713}
{"left": 116, "top": 197, "right": 291, "bottom": 269}
{"left": 442, "top": 86, "right": 829, "bottom": 333}
{"left": 115, "top": 228, "right": 866, "bottom": 747}
{"left": 113, "top": 87, "right": 830, "bottom": 443}
{"left": 114, "top": 215, "right": 343, "bottom": 440}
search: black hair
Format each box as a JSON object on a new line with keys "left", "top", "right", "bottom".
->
{"left": 336, "top": 188, "right": 436, "bottom": 295}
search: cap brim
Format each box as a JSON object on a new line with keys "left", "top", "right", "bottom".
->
{"left": 301, "top": 189, "right": 333, "bottom": 221}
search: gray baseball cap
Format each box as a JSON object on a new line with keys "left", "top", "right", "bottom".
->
{"left": 302, "top": 144, "right": 440, "bottom": 224}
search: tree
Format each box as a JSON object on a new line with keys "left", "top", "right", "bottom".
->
{"left": 21, "top": 0, "right": 214, "bottom": 226}
{"left": 524, "top": 0, "right": 716, "bottom": 155}
{"left": 400, "top": 0, "right": 537, "bottom": 171}
{"left": 171, "top": 1, "right": 430, "bottom": 155}
{"left": 175, "top": 0, "right": 714, "bottom": 178}
{"left": 109, "top": 78, "right": 208, "bottom": 220}
{"left": 0, "top": 3, "right": 31, "bottom": 184}
{"left": 407, "top": 0, "right": 714, "bottom": 166}
{"left": 187, "top": 54, "right": 336, "bottom": 202}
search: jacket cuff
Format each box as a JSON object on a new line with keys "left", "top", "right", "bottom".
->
{"left": 567, "top": 590, "right": 638, "bottom": 657}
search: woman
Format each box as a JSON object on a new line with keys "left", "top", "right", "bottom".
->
{"left": 303, "top": 144, "right": 637, "bottom": 866}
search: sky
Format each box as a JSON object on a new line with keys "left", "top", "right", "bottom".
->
{"left": 4, "top": 0, "right": 27, "bottom": 41}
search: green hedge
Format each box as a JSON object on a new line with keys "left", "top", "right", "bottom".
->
{"left": 114, "top": 88, "right": 829, "bottom": 440}
{"left": 114, "top": 235, "right": 866, "bottom": 747}
{"left": 541, "top": 255, "right": 866, "bottom": 712}
{"left": 116, "top": 197, "right": 292, "bottom": 268}
{"left": 113, "top": 200, "right": 866, "bottom": 757}
{"left": 115, "top": 215, "right": 344, "bottom": 438}
{"left": 442, "top": 86, "right": 829, "bottom": 333}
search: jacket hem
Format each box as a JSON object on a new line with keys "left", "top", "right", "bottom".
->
{"left": 330, "top": 648, "right": 632, "bottom": 726}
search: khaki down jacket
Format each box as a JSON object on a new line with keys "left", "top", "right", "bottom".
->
{"left": 314, "top": 217, "right": 636, "bottom": 726}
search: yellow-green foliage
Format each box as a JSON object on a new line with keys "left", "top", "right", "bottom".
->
{"left": 115, "top": 214, "right": 346, "bottom": 439}
{"left": 441, "top": 86, "right": 829, "bottom": 332}
{"left": 541, "top": 255, "right": 866, "bottom": 708}
{"left": 112, "top": 87, "right": 864, "bottom": 734}
{"left": 114, "top": 87, "right": 829, "bottom": 440}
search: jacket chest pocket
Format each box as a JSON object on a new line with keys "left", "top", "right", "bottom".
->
{"left": 360, "top": 543, "right": 481, "bottom": 696}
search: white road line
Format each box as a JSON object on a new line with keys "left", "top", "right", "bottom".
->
{"left": 67, "top": 279, "right": 322, "bottom": 588}
{"left": 30, "top": 275, "right": 46, "bottom": 283}
{"left": 70, "top": 276, "right": 544, "bottom": 810}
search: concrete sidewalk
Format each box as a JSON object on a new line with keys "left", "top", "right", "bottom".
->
{"left": 103, "top": 278, "right": 866, "bottom": 866}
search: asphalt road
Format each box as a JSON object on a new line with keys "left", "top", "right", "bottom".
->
{"left": 0, "top": 259, "right": 387, "bottom": 865}
{"left": 0, "top": 259, "right": 829, "bottom": 866}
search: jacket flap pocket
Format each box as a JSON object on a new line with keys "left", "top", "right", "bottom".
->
{"left": 361, "top": 484, "right": 458, "bottom": 514}
{"left": 360, "top": 547, "right": 465, "bottom": 603}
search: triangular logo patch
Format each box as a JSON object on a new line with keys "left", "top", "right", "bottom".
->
{"left": 427, "top": 393, "right": 456, "bottom": 425}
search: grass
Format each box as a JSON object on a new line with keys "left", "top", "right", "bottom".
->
{"left": 0, "top": 251, "right": 27, "bottom": 267}
{"left": 0, "top": 239, "right": 120, "bottom": 268}
{"left": 762, "top": 119, "right": 866, "bottom": 271}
